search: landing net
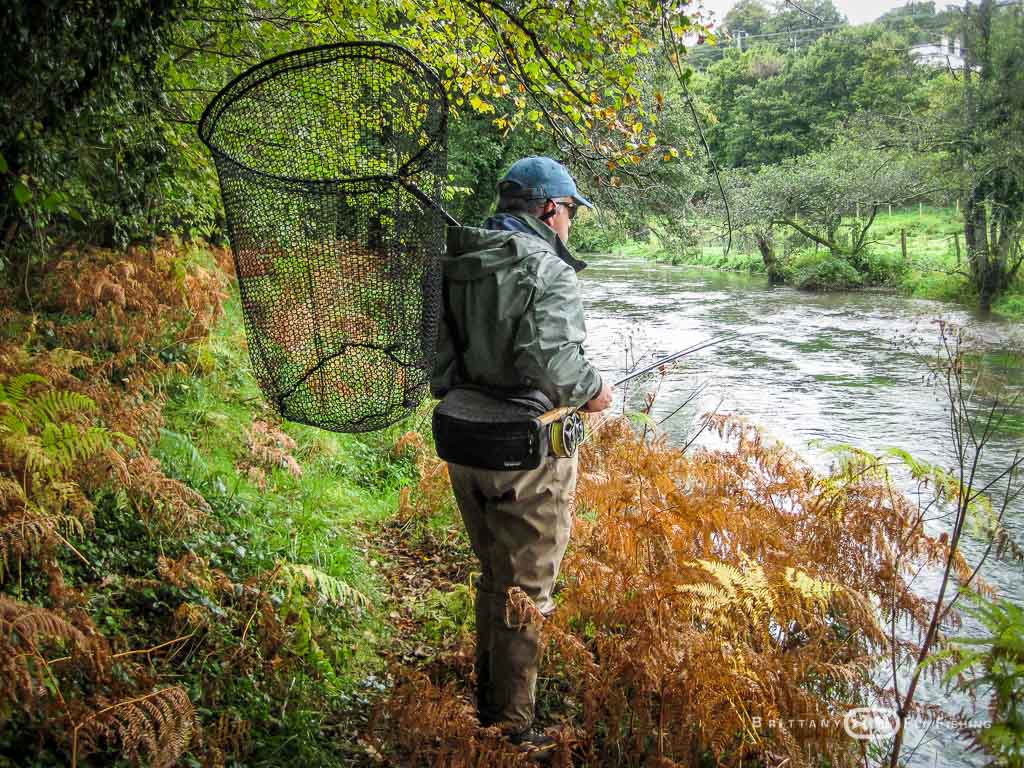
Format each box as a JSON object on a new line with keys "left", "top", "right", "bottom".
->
{"left": 199, "top": 41, "right": 448, "bottom": 432}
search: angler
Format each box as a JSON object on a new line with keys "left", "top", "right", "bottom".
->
{"left": 430, "top": 156, "right": 613, "bottom": 759}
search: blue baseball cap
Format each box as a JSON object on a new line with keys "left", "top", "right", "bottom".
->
{"left": 498, "top": 156, "right": 593, "bottom": 208}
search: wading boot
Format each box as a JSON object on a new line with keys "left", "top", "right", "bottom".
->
{"left": 507, "top": 727, "right": 558, "bottom": 763}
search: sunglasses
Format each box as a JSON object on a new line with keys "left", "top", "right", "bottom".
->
{"left": 554, "top": 199, "right": 579, "bottom": 220}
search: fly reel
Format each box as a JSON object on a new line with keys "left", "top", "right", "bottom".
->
{"left": 549, "top": 410, "right": 585, "bottom": 458}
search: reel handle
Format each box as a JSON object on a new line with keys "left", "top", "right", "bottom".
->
{"left": 538, "top": 407, "right": 574, "bottom": 425}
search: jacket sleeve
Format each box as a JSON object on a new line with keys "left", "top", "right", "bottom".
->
{"left": 429, "top": 312, "right": 457, "bottom": 399}
{"left": 513, "top": 257, "right": 603, "bottom": 408}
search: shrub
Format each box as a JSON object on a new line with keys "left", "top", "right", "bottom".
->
{"left": 993, "top": 291, "right": 1024, "bottom": 322}
{"left": 857, "top": 247, "right": 908, "bottom": 286}
{"left": 789, "top": 248, "right": 863, "bottom": 291}
{"left": 943, "top": 592, "right": 1024, "bottom": 767}
{"left": 572, "top": 213, "right": 631, "bottom": 254}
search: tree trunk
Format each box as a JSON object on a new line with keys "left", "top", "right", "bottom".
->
{"left": 756, "top": 234, "right": 784, "bottom": 285}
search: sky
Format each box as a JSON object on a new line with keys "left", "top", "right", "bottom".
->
{"left": 696, "top": 0, "right": 960, "bottom": 27}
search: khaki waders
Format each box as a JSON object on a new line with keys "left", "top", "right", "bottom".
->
{"left": 448, "top": 453, "right": 578, "bottom": 732}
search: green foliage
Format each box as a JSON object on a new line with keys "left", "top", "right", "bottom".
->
{"left": 278, "top": 562, "right": 370, "bottom": 611}
{"left": 662, "top": 243, "right": 765, "bottom": 273}
{"left": 1, "top": 0, "right": 716, "bottom": 286}
{"left": 789, "top": 248, "right": 863, "bottom": 291}
{"left": 0, "top": 370, "right": 127, "bottom": 573}
{"left": 413, "top": 583, "right": 475, "bottom": 642}
{"left": 571, "top": 210, "right": 634, "bottom": 253}
{"left": 993, "top": 292, "right": 1024, "bottom": 323}
{"left": 698, "top": 23, "right": 932, "bottom": 168}
{"left": 944, "top": 591, "right": 1024, "bottom": 767}
{"left": 721, "top": 0, "right": 773, "bottom": 37}
{"left": 876, "top": 2, "right": 959, "bottom": 46}
{"left": 0, "top": 0, "right": 221, "bottom": 255}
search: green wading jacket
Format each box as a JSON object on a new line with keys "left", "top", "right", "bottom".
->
{"left": 429, "top": 212, "right": 603, "bottom": 408}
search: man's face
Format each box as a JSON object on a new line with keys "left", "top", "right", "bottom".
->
{"left": 542, "top": 198, "right": 578, "bottom": 244}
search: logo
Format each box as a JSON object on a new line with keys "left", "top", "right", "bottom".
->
{"left": 843, "top": 707, "right": 900, "bottom": 740}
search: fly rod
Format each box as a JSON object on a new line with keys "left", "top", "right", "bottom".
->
{"left": 612, "top": 334, "right": 738, "bottom": 388}
{"left": 543, "top": 333, "right": 737, "bottom": 457}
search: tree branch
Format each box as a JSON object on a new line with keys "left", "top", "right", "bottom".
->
{"left": 775, "top": 217, "right": 843, "bottom": 252}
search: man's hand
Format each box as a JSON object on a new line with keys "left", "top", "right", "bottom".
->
{"left": 581, "top": 381, "right": 613, "bottom": 413}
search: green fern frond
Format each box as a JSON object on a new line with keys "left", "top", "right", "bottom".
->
{"left": 277, "top": 563, "right": 369, "bottom": 610}
{"left": 28, "top": 389, "right": 96, "bottom": 425}
{"left": 0, "top": 373, "right": 47, "bottom": 408}
{"left": 11, "top": 434, "right": 51, "bottom": 476}
{"left": 39, "top": 423, "right": 112, "bottom": 475}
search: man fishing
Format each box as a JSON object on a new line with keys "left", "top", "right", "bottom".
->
{"left": 430, "top": 156, "right": 613, "bottom": 758}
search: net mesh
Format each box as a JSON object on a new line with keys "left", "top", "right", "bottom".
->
{"left": 199, "top": 42, "right": 447, "bottom": 432}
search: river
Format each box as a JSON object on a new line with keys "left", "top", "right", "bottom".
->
{"left": 578, "top": 255, "right": 1024, "bottom": 768}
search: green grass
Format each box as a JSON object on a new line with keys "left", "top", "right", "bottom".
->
{"left": 158, "top": 293, "right": 418, "bottom": 593}
{"left": 608, "top": 240, "right": 665, "bottom": 259}
{"left": 145, "top": 292, "right": 432, "bottom": 764}
{"left": 609, "top": 207, "right": 1023, "bottom": 313}
{"left": 665, "top": 244, "right": 765, "bottom": 273}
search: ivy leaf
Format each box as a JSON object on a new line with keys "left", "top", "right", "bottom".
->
{"left": 0, "top": 153, "right": 7, "bottom": 174}
{"left": 13, "top": 181, "right": 31, "bottom": 205}
{"left": 42, "top": 192, "right": 64, "bottom": 212}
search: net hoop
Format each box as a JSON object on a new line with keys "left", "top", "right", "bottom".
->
{"left": 198, "top": 41, "right": 449, "bottom": 433}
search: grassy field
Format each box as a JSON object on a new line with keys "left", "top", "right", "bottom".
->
{"left": 612, "top": 206, "right": 1023, "bottom": 319}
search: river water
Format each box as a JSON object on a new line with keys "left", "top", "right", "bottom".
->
{"left": 577, "top": 255, "right": 1024, "bottom": 767}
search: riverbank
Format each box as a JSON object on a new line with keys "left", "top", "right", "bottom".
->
{"left": 593, "top": 206, "right": 1024, "bottom": 321}
{"left": 1, "top": 240, "right": 1010, "bottom": 767}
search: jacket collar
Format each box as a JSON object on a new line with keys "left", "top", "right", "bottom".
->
{"left": 482, "top": 212, "right": 588, "bottom": 273}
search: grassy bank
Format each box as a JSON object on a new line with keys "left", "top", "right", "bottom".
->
{"left": 0, "top": 241, "right": 425, "bottom": 766}
{"left": 596, "top": 206, "right": 1024, "bottom": 319}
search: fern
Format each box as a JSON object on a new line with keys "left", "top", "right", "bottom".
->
{"left": 384, "top": 415, "right": 956, "bottom": 766}
{"left": 0, "top": 370, "right": 122, "bottom": 575}
{"left": 29, "top": 389, "right": 97, "bottom": 425}
{"left": 0, "top": 594, "right": 98, "bottom": 710}
{"left": 784, "top": 566, "right": 837, "bottom": 609}
{"left": 0, "top": 372, "right": 47, "bottom": 409}
{"left": 73, "top": 686, "right": 196, "bottom": 768}
{"left": 276, "top": 562, "right": 369, "bottom": 610}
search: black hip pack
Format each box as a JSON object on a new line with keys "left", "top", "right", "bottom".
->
{"left": 432, "top": 387, "right": 554, "bottom": 471}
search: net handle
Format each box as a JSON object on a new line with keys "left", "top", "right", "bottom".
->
{"left": 403, "top": 180, "right": 460, "bottom": 227}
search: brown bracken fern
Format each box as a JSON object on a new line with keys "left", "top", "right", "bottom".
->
{"left": 73, "top": 686, "right": 197, "bottom": 768}
{"left": 1, "top": 240, "right": 229, "bottom": 765}
{"left": 380, "top": 413, "right": 957, "bottom": 767}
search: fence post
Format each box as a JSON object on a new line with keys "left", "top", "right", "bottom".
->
{"left": 901, "top": 229, "right": 908, "bottom": 261}
{"left": 954, "top": 232, "right": 961, "bottom": 267}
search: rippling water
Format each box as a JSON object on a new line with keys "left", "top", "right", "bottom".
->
{"left": 578, "top": 255, "right": 1024, "bottom": 767}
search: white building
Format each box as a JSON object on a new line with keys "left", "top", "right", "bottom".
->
{"left": 910, "top": 35, "right": 966, "bottom": 69}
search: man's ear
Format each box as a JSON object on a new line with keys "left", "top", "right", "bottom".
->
{"left": 538, "top": 199, "right": 557, "bottom": 223}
